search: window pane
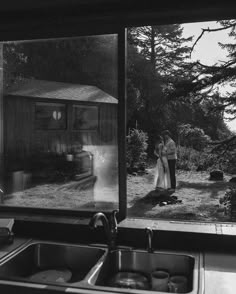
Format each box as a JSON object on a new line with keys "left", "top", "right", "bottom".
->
{"left": 1, "top": 34, "right": 118, "bottom": 212}
{"left": 35, "top": 102, "right": 66, "bottom": 130}
{"left": 127, "top": 20, "right": 236, "bottom": 222}
{"left": 73, "top": 105, "right": 98, "bottom": 130}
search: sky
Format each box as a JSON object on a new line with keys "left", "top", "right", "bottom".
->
{"left": 181, "top": 20, "right": 236, "bottom": 132}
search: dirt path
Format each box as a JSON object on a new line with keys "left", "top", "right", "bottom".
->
{"left": 127, "top": 169, "right": 233, "bottom": 221}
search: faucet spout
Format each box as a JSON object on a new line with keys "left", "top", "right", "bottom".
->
{"left": 89, "top": 212, "right": 110, "bottom": 237}
{"left": 109, "top": 210, "right": 118, "bottom": 250}
{"left": 145, "top": 227, "right": 153, "bottom": 253}
{"left": 89, "top": 211, "right": 118, "bottom": 251}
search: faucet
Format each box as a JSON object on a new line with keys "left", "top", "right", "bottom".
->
{"left": 89, "top": 210, "right": 118, "bottom": 251}
{"left": 145, "top": 227, "right": 154, "bottom": 253}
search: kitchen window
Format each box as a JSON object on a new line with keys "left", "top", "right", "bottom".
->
{"left": 1, "top": 33, "right": 122, "bottom": 217}
{"left": 126, "top": 19, "right": 236, "bottom": 223}
{"left": 0, "top": 3, "right": 235, "bottom": 228}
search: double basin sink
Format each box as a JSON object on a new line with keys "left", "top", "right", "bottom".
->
{"left": 0, "top": 241, "right": 202, "bottom": 293}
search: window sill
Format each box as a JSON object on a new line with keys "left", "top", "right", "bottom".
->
{"left": 119, "top": 218, "right": 236, "bottom": 235}
{"left": 0, "top": 212, "right": 90, "bottom": 226}
{"left": 3, "top": 210, "right": 236, "bottom": 236}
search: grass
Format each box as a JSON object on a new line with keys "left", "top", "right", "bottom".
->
{"left": 127, "top": 168, "right": 234, "bottom": 222}
{"left": 2, "top": 165, "right": 235, "bottom": 222}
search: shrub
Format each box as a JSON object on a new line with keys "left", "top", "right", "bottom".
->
{"left": 220, "top": 187, "right": 236, "bottom": 221}
{"left": 177, "top": 146, "right": 220, "bottom": 171}
{"left": 222, "top": 151, "right": 236, "bottom": 174}
{"left": 126, "top": 128, "right": 148, "bottom": 171}
{"left": 178, "top": 124, "right": 210, "bottom": 151}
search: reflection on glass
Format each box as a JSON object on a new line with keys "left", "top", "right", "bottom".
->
{"left": 1, "top": 34, "right": 118, "bottom": 211}
{"left": 73, "top": 105, "right": 98, "bottom": 130}
{"left": 35, "top": 102, "right": 67, "bottom": 130}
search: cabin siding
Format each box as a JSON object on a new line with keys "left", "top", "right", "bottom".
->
{"left": 4, "top": 95, "right": 117, "bottom": 172}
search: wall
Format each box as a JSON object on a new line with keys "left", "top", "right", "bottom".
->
{"left": 4, "top": 95, "right": 117, "bottom": 172}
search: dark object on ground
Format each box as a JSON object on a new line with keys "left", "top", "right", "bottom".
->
{"left": 127, "top": 167, "right": 139, "bottom": 174}
{"left": 196, "top": 165, "right": 204, "bottom": 172}
{"left": 171, "top": 196, "right": 178, "bottom": 200}
{"left": 209, "top": 170, "right": 224, "bottom": 181}
{"left": 159, "top": 201, "right": 167, "bottom": 206}
{"left": 159, "top": 198, "right": 182, "bottom": 206}
{"left": 132, "top": 172, "right": 138, "bottom": 176}
{"left": 229, "top": 177, "right": 236, "bottom": 183}
{"left": 143, "top": 189, "right": 182, "bottom": 206}
{"left": 127, "top": 166, "right": 147, "bottom": 175}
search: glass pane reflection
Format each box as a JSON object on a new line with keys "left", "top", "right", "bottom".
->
{"left": 1, "top": 34, "right": 118, "bottom": 211}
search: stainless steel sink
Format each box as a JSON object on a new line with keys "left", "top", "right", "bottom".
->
{"left": 0, "top": 241, "right": 203, "bottom": 294}
{"left": 88, "top": 249, "right": 202, "bottom": 294}
{"left": 0, "top": 241, "right": 107, "bottom": 286}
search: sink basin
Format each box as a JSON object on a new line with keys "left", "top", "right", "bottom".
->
{"left": 0, "top": 242, "right": 202, "bottom": 294}
{"left": 0, "top": 241, "right": 107, "bottom": 286}
{"left": 89, "top": 249, "right": 201, "bottom": 294}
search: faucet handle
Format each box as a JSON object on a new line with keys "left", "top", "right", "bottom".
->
{"left": 145, "top": 227, "right": 153, "bottom": 253}
{"left": 145, "top": 227, "right": 153, "bottom": 236}
{"left": 110, "top": 210, "right": 118, "bottom": 232}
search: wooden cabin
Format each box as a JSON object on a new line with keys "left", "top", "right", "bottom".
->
{"left": 4, "top": 79, "right": 118, "bottom": 173}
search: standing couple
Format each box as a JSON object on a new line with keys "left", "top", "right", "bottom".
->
{"left": 154, "top": 130, "right": 177, "bottom": 192}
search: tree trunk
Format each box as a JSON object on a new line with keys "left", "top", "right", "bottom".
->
{"left": 150, "top": 27, "right": 156, "bottom": 73}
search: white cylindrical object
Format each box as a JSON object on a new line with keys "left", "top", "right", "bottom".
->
{"left": 151, "top": 270, "right": 169, "bottom": 291}
{"left": 168, "top": 275, "right": 188, "bottom": 293}
{"left": 12, "top": 170, "right": 24, "bottom": 192}
{"left": 66, "top": 154, "right": 74, "bottom": 161}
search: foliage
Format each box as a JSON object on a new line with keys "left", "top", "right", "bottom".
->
{"left": 126, "top": 128, "right": 148, "bottom": 171}
{"left": 178, "top": 124, "right": 210, "bottom": 151}
{"left": 174, "top": 20, "right": 236, "bottom": 120}
{"left": 4, "top": 35, "right": 118, "bottom": 97}
{"left": 221, "top": 150, "right": 236, "bottom": 174}
{"left": 220, "top": 186, "right": 236, "bottom": 221}
{"left": 127, "top": 25, "right": 195, "bottom": 153}
{"left": 177, "top": 146, "right": 222, "bottom": 171}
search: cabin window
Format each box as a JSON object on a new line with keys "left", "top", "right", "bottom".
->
{"left": 72, "top": 105, "right": 98, "bottom": 130}
{"left": 35, "top": 102, "right": 67, "bottom": 130}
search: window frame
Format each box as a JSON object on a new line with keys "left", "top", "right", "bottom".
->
{"left": 0, "top": 27, "right": 127, "bottom": 222}
{"left": 0, "top": 2, "right": 236, "bottom": 228}
{"left": 35, "top": 101, "right": 67, "bottom": 131}
{"left": 72, "top": 104, "right": 99, "bottom": 131}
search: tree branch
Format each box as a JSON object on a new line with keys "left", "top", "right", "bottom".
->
{"left": 190, "top": 23, "right": 236, "bottom": 58}
{"left": 209, "top": 135, "right": 236, "bottom": 154}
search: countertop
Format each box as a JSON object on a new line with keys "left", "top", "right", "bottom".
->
{"left": 0, "top": 237, "right": 31, "bottom": 259}
{"left": 204, "top": 252, "right": 236, "bottom": 294}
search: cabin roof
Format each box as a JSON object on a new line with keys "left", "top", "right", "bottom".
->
{"left": 6, "top": 79, "right": 118, "bottom": 104}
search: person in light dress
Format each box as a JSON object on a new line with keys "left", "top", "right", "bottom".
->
{"left": 154, "top": 135, "right": 171, "bottom": 190}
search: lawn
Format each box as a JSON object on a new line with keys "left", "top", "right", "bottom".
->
{"left": 127, "top": 168, "right": 233, "bottom": 222}
{"left": 2, "top": 166, "right": 234, "bottom": 222}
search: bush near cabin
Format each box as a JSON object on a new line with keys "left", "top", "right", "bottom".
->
{"left": 126, "top": 128, "right": 148, "bottom": 173}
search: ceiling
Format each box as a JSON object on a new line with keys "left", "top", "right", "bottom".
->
{"left": 1, "top": 1, "right": 236, "bottom": 29}
{"left": 1, "top": 0, "right": 234, "bottom": 13}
